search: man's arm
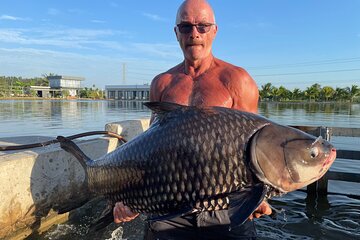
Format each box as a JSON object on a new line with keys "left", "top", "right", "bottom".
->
{"left": 226, "top": 67, "right": 259, "bottom": 114}
{"left": 149, "top": 73, "right": 170, "bottom": 124}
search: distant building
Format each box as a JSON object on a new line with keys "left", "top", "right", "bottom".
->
{"left": 29, "top": 86, "right": 51, "bottom": 98}
{"left": 30, "top": 75, "right": 85, "bottom": 98}
{"left": 105, "top": 84, "right": 150, "bottom": 100}
{"left": 47, "top": 75, "right": 85, "bottom": 97}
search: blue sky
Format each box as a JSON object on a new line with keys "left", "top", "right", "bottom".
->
{"left": 0, "top": 0, "right": 359, "bottom": 90}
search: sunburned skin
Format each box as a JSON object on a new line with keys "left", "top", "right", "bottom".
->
{"left": 150, "top": 57, "right": 259, "bottom": 113}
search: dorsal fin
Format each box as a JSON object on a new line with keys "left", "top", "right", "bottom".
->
{"left": 143, "top": 101, "right": 186, "bottom": 115}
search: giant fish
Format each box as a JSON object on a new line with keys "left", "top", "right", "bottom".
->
{"left": 56, "top": 102, "right": 336, "bottom": 227}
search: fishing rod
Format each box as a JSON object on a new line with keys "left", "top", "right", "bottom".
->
{"left": 0, "top": 131, "right": 127, "bottom": 151}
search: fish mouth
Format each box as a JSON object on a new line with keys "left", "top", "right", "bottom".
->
{"left": 319, "top": 148, "right": 337, "bottom": 173}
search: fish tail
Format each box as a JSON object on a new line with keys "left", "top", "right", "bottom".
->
{"left": 54, "top": 136, "right": 92, "bottom": 214}
{"left": 57, "top": 135, "right": 93, "bottom": 168}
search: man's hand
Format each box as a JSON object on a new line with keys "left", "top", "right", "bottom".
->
{"left": 113, "top": 202, "right": 139, "bottom": 223}
{"left": 248, "top": 201, "right": 272, "bottom": 220}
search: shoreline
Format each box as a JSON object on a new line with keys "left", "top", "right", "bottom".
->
{"left": 0, "top": 97, "right": 357, "bottom": 104}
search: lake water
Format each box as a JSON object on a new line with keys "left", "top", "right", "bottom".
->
{"left": 0, "top": 100, "right": 359, "bottom": 239}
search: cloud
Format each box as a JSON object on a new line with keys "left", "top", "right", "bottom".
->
{"left": 0, "top": 15, "right": 29, "bottom": 21}
{"left": 0, "top": 47, "right": 177, "bottom": 87}
{"left": 47, "top": 8, "right": 61, "bottom": 16}
{"left": 91, "top": 19, "right": 106, "bottom": 24}
{"left": 67, "top": 9, "right": 85, "bottom": 15}
{"left": 131, "top": 42, "right": 181, "bottom": 58}
{"left": 0, "top": 26, "right": 181, "bottom": 61}
{"left": 0, "top": 28, "right": 129, "bottom": 50}
{"left": 142, "top": 13, "right": 167, "bottom": 22}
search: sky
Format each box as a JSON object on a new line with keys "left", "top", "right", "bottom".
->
{"left": 0, "top": 0, "right": 359, "bottom": 90}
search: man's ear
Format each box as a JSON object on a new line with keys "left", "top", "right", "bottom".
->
{"left": 174, "top": 27, "right": 179, "bottom": 41}
{"left": 213, "top": 25, "right": 218, "bottom": 35}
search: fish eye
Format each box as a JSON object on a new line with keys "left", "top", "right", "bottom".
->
{"left": 310, "top": 147, "right": 319, "bottom": 158}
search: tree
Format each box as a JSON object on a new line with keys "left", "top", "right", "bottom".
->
{"left": 260, "top": 83, "right": 273, "bottom": 100}
{"left": 333, "top": 87, "right": 348, "bottom": 102}
{"left": 62, "top": 90, "right": 70, "bottom": 98}
{"left": 292, "top": 88, "right": 303, "bottom": 101}
{"left": 278, "top": 86, "right": 291, "bottom": 101}
{"left": 346, "top": 85, "right": 360, "bottom": 103}
{"left": 270, "top": 86, "right": 281, "bottom": 101}
{"left": 305, "top": 83, "right": 321, "bottom": 102}
{"left": 321, "top": 86, "right": 335, "bottom": 101}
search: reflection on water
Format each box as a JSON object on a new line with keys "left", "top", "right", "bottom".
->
{"left": 259, "top": 102, "right": 360, "bottom": 128}
{"left": 0, "top": 100, "right": 151, "bottom": 138}
{"left": 1, "top": 100, "right": 359, "bottom": 138}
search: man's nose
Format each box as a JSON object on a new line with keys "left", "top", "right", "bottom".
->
{"left": 190, "top": 26, "right": 200, "bottom": 38}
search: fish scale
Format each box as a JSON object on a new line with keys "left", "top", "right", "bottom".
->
{"left": 85, "top": 105, "right": 266, "bottom": 214}
{"left": 57, "top": 102, "right": 336, "bottom": 228}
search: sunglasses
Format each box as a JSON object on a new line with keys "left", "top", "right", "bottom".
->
{"left": 176, "top": 23, "right": 215, "bottom": 34}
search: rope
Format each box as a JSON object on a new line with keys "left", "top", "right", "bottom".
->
{"left": 0, "top": 131, "right": 127, "bottom": 151}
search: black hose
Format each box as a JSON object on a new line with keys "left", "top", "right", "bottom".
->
{"left": 0, "top": 131, "right": 127, "bottom": 151}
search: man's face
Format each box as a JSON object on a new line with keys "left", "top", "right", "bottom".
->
{"left": 175, "top": 7, "right": 217, "bottom": 62}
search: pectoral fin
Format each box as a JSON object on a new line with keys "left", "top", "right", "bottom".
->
{"left": 89, "top": 202, "right": 115, "bottom": 231}
{"left": 147, "top": 205, "right": 194, "bottom": 222}
{"left": 228, "top": 183, "right": 266, "bottom": 227}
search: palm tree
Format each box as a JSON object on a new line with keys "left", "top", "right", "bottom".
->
{"left": 305, "top": 83, "right": 321, "bottom": 101}
{"left": 278, "top": 86, "right": 291, "bottom": 101}
{"left": 271, "top": 86, "right": 281, "bottom": 101}
{"left": 333, "top": 87, "right": 348, "bottom": 102}
{"left": 321, "top": 86, "right": 335, "bottom": 101}
{"left": 260, "top": 83, "right": 272, "bottom": 101}
{"left": 292, "top": 88, "right": 303, "bottom": 100}
{"left": 345, "top": 85, "right": 360, "bottom": 102}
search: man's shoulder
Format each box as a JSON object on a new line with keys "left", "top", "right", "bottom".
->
{"left": 150, "top": 63, "right": 183, "bottom": 93}
{"left": 214, "top": 58, "right": 252, "bottom": 84}
{"left": 152, "top": 63, "right": 182, "bottom": 83}
{"left": 215, "top": 58, "right": 250, "bottom": 77}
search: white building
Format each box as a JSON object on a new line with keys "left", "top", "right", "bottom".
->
{"left": 105, "top": 84, "right": 150, "bottom": 100}
{"left": 47, "top": 75, "right": 85, "bottom": 97}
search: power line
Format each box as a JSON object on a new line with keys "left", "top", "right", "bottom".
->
{"left": 247, "top": 57, "right": 360, "bottom": 70}
{"left": 127, "top": 71, "right": 157, "bottom": 77}
{"left": 253, "top": 68, "right": 360, "bottom": 77}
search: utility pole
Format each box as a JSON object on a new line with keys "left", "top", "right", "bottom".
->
{"left": 122, "top": 63, "right": 126, "bottom": 85}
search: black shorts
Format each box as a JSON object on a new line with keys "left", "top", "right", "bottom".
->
{"left": 144, "top": 210, "right": 257, "bottom": 240}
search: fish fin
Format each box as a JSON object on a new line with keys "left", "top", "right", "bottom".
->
{"left": 228, "top": 183, "right": 266, "bottom": 227}
{"left": 53, "top": 136, "right": 92, "bottom": 214}
{"left": 57, "top": 136, "right": 93, "bottom": 168}
{"left": 89, "top": 203, "right": 114, "bottom": 231}
{"left": 143, "top": 101, "right": 186, "bottom": 115}
{"left": 268, "top": 204, "right": 285, "bottom": 219}
{"left": 53, "top": 196, "right": 90, "bottom": 214}
{"left": 147, "top": 205, "right": 194, "bottom": 222}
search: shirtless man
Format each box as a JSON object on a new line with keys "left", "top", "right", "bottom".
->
{"left": 114, "top": 0, "right": 271, "bottom": 239}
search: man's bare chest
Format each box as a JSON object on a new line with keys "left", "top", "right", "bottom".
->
{"left": 161, "top": 78, "right": 233, "bottom": 107}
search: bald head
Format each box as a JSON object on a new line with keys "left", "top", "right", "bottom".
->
{"left": 176, "top": 0, "right": 216, "bottom": 25}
